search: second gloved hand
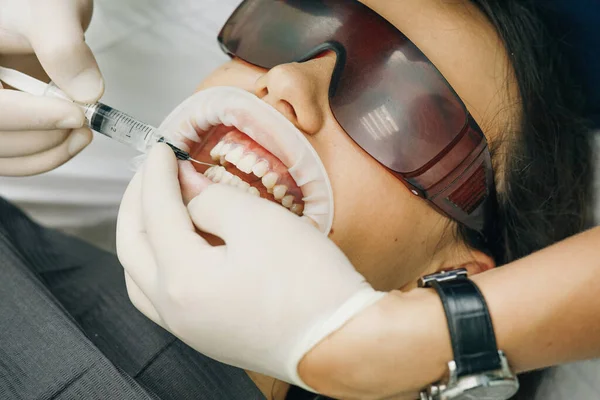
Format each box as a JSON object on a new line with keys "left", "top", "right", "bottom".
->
{"left": 117, "top": 144, "right": 385, "bottom": 390}
{"left": 0, "top": 0, "right": 103, "bottom": 176}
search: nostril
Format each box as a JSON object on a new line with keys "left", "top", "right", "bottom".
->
{"left": 256, "top": 87, "right": 269, "bottom": 98}
{"left": 278, "top": 99, "right": 297, "bottom": 121}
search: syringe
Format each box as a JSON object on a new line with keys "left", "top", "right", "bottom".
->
{"left": 0, "top": 67, "right": 213, "bottom": 166}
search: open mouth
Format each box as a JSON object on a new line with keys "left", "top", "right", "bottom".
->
{"left": 158, "top": 87, "right": 334, "bottom": 234}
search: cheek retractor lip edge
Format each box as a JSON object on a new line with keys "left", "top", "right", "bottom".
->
{"left": 158, "top": 86, "right": 334, "bottom": 235}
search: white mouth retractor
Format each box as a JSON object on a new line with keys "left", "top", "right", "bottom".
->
{"left": 158, "top": 87, "right": 335, "bottom": 235}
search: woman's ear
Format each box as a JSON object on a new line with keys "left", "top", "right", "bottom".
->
{"left": 456, "top": 248, "right": 496, "bottom": 276}
{"left": 401, "top": 248, "right": 496, "bottom": 291}
{"left": 431, "top": 246, "right": 496, "bottom": 280}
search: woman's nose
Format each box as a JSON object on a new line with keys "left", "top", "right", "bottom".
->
{"left": 254, "top": 55, "right": 336, "bottom": 135}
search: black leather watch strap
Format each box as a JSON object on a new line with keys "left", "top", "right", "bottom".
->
{"left": 429, "top": 277, "right": 502, "bottom": 377}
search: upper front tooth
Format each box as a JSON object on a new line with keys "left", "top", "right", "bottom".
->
{"left": 237, "top": 153, "right": 257, "bottom": 174}
{"left": 225, "top": 146, "right": 244, "bottom": 164}
{"left": 273, "top": 184, "right": 287, "bottom": 200}
{"left": 261, "top": 172, "right": 278, "bottom": 189}
{"left": 252, "top": 160, "right": 269, "bottom": 178}
{"left": 210, "top": 141, "right": 225, "bottom": 160}
{"left": 219, "top": 143, "right": 233, "bottom": 156}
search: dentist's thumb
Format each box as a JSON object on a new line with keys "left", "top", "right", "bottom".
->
{"left": 28, "top": 0, "right": 104, "bottom": 104}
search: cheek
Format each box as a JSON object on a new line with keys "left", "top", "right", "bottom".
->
{"left": 318, "top": 124, "right": 442, "bottom": 290}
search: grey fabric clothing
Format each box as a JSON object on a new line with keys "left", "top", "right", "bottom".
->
{"left": 0, "top": 197, "right": 265, "bottom": 400}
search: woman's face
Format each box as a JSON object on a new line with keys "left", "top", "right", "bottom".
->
{"left": 177, "top": 0, "right": 517, "bottom": 291}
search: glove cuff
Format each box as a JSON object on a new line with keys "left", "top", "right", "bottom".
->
{"left": 286, "top": 288, "right": 387, "bottom": 392}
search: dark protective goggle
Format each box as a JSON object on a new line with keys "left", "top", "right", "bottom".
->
{"left": 218, "top": 0, "right": 497, "bottom": 236}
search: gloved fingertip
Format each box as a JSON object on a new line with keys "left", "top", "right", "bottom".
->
{"left": 148, "top": 142, "right": 178, "bottom": 164}
{"left": 300, "top": 215, "right": 320, "bottom": 229}
{"left": 56, "top": 113, "right": 85, "bottom": 130}
{"left": 179, "top": 161, "right": 213, "bottom": 205}
{"left": 67, "top": 128, "right": 93, "bottom": 156}
{"left": 67, "top": 67, "right": 105, "bottom": 103}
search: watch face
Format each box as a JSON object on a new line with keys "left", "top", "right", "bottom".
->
{"left": 456, "top": 384, "right": 518, "bottom": 400}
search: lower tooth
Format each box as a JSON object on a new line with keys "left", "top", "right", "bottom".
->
{"left": 204, "top": 167, "right": 214, "bottom": 179}
{"left": 248, "top": 187, "right": 260, "bottom": 197}
{"left": 231, "top": 176, "right": 243, "bottom": 187}
{"left": 220, "top": 171, "right": 234, "bottom": 184}
{"left": 212, "top": 166, "right": 225, "bottom": 183}
{"left": 238, "top": 181, "right": 251, "bottom": 190}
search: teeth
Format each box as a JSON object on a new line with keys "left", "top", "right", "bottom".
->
{"left": 196, "top": 142, "right": 304, "bottom": 216}
{"left": 225, "top": 146, "right": 244, "bottom": 164}
{"left": 219, "top": 156, "right": 227, "bottom": 166}
{"left": 210, "top": 141, "right": 225, "bottom": 161}
{"left": 230, "top": 175, "right": 244, "bottom": 187}
{"left": 238, "top": 180, "right": 251, "bottom": 190}
{"left": 261, "top": 172, "right": 278, "bottom": 190}
{"left": 212, "top": 166, "right": 225, "bottom": 182}
{"left": 282, "top": 195, "right": 294, "bottom": 208}
{"left": 291, "top": 203, "right": 304, "bottom": 215}
{"left": 237, "top": 153, "right": 257, "bottom": 174}
{"left": 219, "top": 143, "right": 233, "bottom": 156}
{"left": 273, "top": 185, "right": 288, "bottom": 200}
{"left": 204, "top": 166, "right": 215, "bottom": 179}
{"left": 220, "top": 171, "right": 234, "bottom": 184}
{"left": 252, "top": 160, "right": 269, "bottom": 178}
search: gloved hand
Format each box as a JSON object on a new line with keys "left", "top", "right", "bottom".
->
{"left": 117, "top": 144, "right": 385, "bottom": 390}
{"left": 0, "top": 0, "right": 103, "bottom": 176}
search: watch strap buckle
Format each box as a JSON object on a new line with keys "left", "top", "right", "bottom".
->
{"left": 418, "top": 268, "right": 468, "bottom": 288}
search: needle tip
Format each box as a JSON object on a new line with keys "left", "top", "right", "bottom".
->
{"left": 188, "top": 157, "right": 216, "bottom": 167}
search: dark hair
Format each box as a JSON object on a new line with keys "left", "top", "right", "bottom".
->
{"left": 459, "top": 0, "right": 594, "bottom": 397}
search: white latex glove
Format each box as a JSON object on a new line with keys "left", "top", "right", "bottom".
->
{"left": 117, "top": 144, "right": 385, "bottom": 390}
{"left": 0, "top": 0, "right": 103, "bottom": 176}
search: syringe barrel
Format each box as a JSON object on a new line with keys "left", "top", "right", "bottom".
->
{"left": 44, "top": 82, "right": 162, "bottom": 154}
{"left": 83, "top": 102, "right": 160, "bottom": 153}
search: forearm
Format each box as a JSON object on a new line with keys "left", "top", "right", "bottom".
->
{"left": 299, "top": 226, "right": 600, "bottom": 399}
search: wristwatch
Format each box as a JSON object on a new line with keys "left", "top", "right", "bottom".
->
{"left": 417, "top": 269, "right": 519, "bottom": 400}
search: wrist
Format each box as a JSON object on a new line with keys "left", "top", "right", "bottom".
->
{"left": 298, "top": 290, "right": 452, "bottom": 399}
